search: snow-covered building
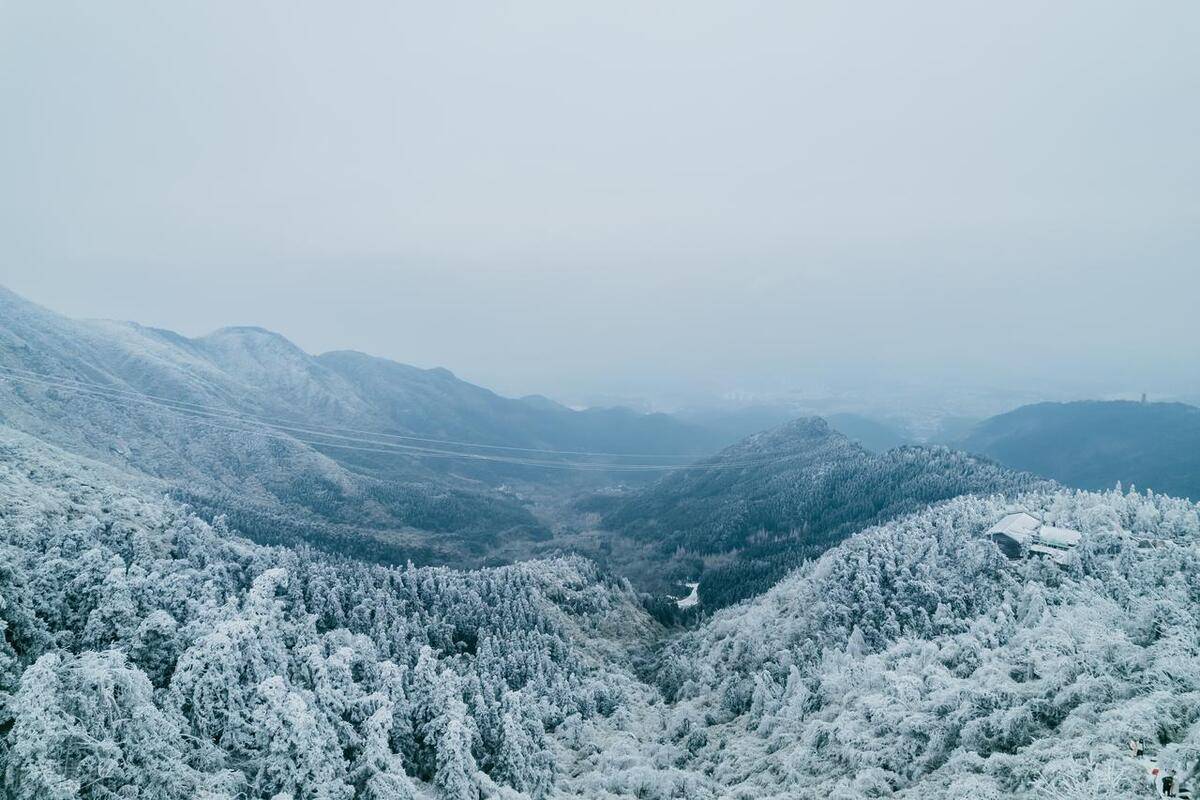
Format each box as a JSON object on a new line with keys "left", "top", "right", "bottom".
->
{"left": 988, "top": 512, "right": 1082, "bottom": 565}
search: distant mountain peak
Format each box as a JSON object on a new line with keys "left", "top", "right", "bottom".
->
{"left": 762, "top": 415, "right": 833, "bottom": 438}
{"left": 197, "top": 325, "right": 319, "bottom": 371}
{"left": 519, "top": 394, "right": 570, "bottom": 412}
{"left": 718, "top": 415, "right": 848, "bottom": 458}
{"left": 316, "top": 349, "right": 459, "bottom": 379}
{"left": 202, "top": 324, "right": 302, "bottom": 347}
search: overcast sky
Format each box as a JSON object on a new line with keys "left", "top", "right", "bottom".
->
{"left": 2, "top": 1, "right": 1197, "bottom": 406}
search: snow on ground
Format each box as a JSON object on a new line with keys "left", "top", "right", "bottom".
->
{"left": 675, "top": 582, "right": 700, "bottom": 609}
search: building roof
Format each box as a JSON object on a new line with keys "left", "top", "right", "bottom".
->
{"left": 1038, "top": 525, "right": 1082, "bottom": 548}
{"left": 988, "top": 511, "right": 1082, "bottom": 562}
{"left": 988, "top": 512, "right": 1042, "bottom": 539}
{"left": 1028, "top": 543, "right": 1075, "bottom": 565}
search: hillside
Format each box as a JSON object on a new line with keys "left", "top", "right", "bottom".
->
{"left": 960, "top": 400, "right": 1200, "bottom": 500}
{"left": 3, "top": 425, "right": 1199, "bottom": 798}
{"left": 600, "top": 418, "right": 1045, "bottom": 606}
{"left": 315, "top": 350, "right": 718, "bottom": 463}
{"left": 0, "top": 426, "right": 658, "bottom": 800}
{"left": 648, "top": 486, "right": 1200, "bottom": 798}
{"left": 0, "top": 286, "right": 721, "bottom": 564}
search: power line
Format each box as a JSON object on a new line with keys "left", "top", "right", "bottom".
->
{"left": 0, "top": 368, "right": 790, "bottom": 472}
{"left": 0, "top": 364, "right": 703, "bottom": 459}
{"left": 0, "top": 370, "right": 669, "bottom": 470}
{"left": 0, "top": 367, "right": 696, "bottom": 462}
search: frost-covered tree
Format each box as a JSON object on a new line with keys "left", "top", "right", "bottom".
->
{"left": 349, "top": 700, "right": 419, "bottom": 800}
{"left": 431, "top": 691, "right": 480, "bottom": 800}
{"left": 5, "top": 651, "right": 236, "bottom": 799}
{"left": 251, "top": 675, "right": 353, "bottom": 800}
{"left": 492, "top": 691, "right": 555, "bottom": 799}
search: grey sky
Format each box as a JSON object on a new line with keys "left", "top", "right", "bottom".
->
{"left": 2, "top": 1, "right": 1197, "bottom": 406}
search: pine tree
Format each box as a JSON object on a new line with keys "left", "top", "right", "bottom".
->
{"left": 5, "top": 651, "right": 230, "bottom": 800}
{"left": 349, "top": 703, "right": 418, "bottom": 800}
{"left": 432, "top": 694, "right": 479, "bottom": 800}
{"left": 251, "top": 676, "right": 353, "bottom": 800}
{"left": 492, "top": 691, "right": 554, "bottom": 799}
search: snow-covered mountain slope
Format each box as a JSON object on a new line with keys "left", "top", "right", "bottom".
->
{"left": 0, "top": 286, "right": 721, "bottom": 564}
{"left": 0, "top": 427, "right": 659, "bottom": 799}
{"left": 642, "top": 486, "right": 1200, "bottom": 799}
{"left": 0, "top": 286, "right": 718, "bottom": 469}
{"left": 599, "top": 417, "right": 1047, "bottom": 606}
{"left": 0, "top": 286, "right": 548, "bottom": 560}
{"left": 4, "top": 425, "right": 1199, "bottom": 799}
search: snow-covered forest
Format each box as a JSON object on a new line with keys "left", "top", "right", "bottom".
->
{"left": 3, "top": 423, "right": 1199, "bottom": 798}
{"left": 3, "top": 0, "right": 1196, "bottom": 793}
{"left": 0, "top": 429, "right": 653, "bottom": 799}
{"left": 599, "top": 418, "right": 1048, "bottom": 606}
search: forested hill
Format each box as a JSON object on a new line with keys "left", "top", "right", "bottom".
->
{"left": 0, "top": 426, "right": 659, "bottom": 800}
{"left": 960, "top": 400, "right": 1200, "bottom": 500}
{"left": 5, "top": 423, "right": 1200, "bottom": 798}
{"left": 0, "top": 285, "right": 721, "bottom": 565}
{"left": 651, "top": 486, "right": 1200, "bottom": 798}
{"left": 601, "top": 417, "right": 1046, "bottom": 606}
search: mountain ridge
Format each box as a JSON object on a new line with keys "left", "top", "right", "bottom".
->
{"left": 959, "top": 399, "right": 1200, "bottom": 500}
{"left": 0, "top": 285, "right": 723, "bottom": 568}
{"left": 598, "top": 415, "right": 1048, "bottom": 605}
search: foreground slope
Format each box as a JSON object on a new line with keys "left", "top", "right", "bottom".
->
{"left": 3, "top": 424, "right": 1199, "bottom": 798}
{"left": 640, "top": 487, "right": 1200, "bottom": 799}
{"left": 0, "top": 426, "right": 658, "bottom": 799}
{"left": 601, "top": 418, "right": 1044, "bottom": 605}
{"left": 961, "top": 400, "right": 1200, "bottom": 500}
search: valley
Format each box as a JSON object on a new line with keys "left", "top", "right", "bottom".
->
{"left": 2, "top": 285, "right": 1199, "bottom": 799}
{"left": 3, "top": 420, "right": 1198, "bottom": 798}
